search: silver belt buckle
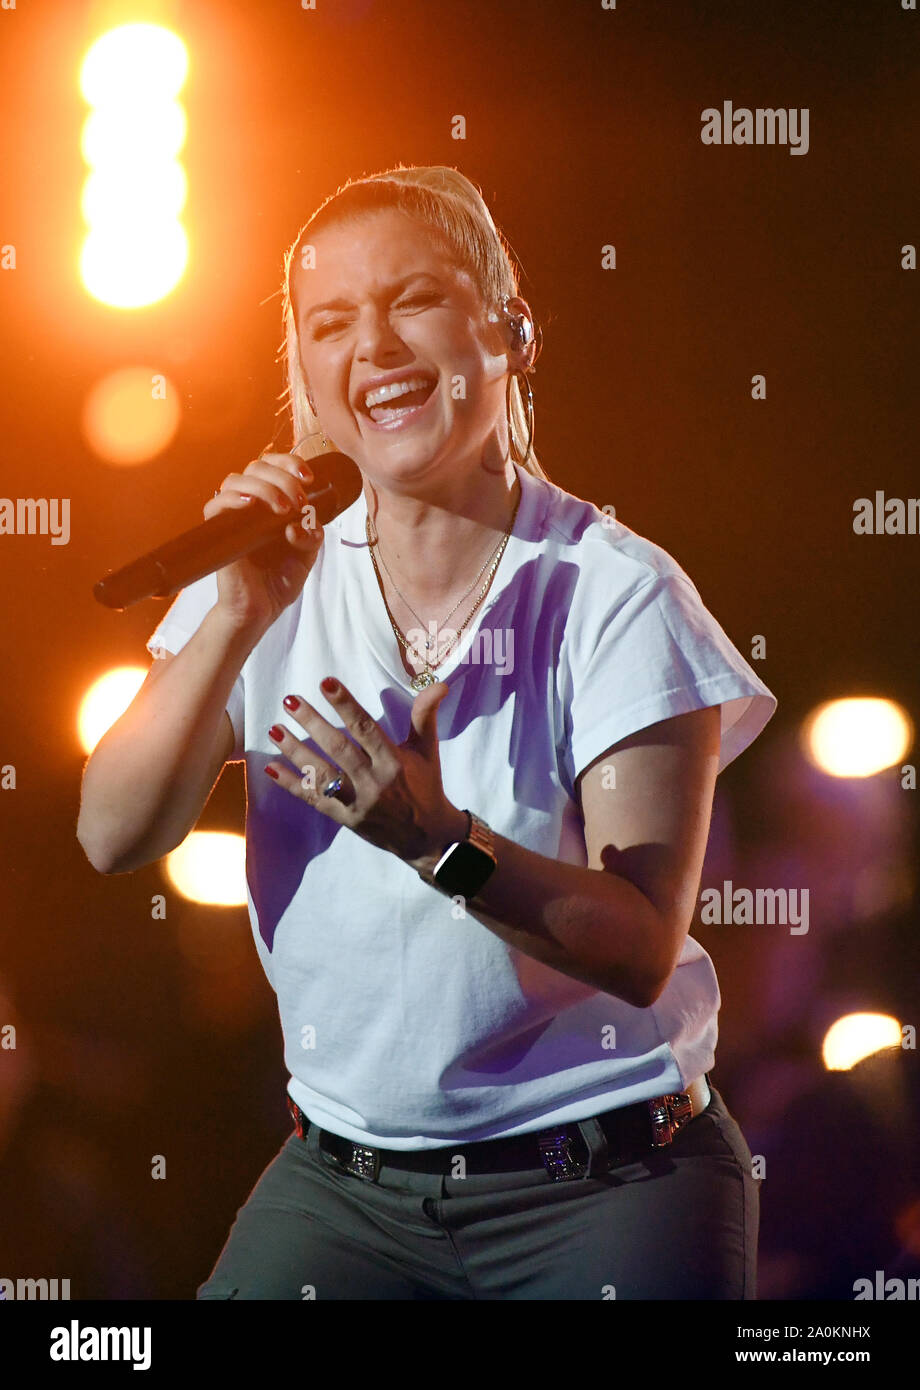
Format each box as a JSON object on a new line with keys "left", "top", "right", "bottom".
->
{"left": 537, "top": 1127, "right": 587, "bottom": 1181}
{"left": 343, "top": 1143, "right": 381, "bottom": 1181}
{"left": 647, "top": 1092, "right": 694, "bottom": 1147}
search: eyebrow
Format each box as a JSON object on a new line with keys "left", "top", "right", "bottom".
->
{"left": 301, "top": 272, "right": 444, "bottom": 322}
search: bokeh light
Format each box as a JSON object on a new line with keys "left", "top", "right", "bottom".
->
{"left": 802, "top": 697, "right": 913, "bottom": 778}
{"left": 79, "top": 24, "right": 188, "bottom": 105}
{"left": 81, "top": 162, "right": 188, "bottom": 227}
{"left": 80, "top": 222, "right": 189, "bottom": 312}
{"left": 78, "top": 667, "right": 146, "bottom": 753}
{"left": 79, "top": 24, "right": 189, "bottom": 308}
{"left": 822, "top": 1012, "right": 903, "bottom": 1070}
{"left": 164, "top": 832, "right": 248, "bottom": 907}
{"left": 81, "top": 102, "right": 187, "bottom": 168}
{"left": 82, "top": 367, "right": 181, "bottom": 464}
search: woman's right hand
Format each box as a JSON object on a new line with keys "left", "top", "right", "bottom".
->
{"left": 203, "top": 451, "right": 325, "bottom": 634}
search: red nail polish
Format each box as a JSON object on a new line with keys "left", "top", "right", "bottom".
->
{"left": 268, "top": 725, "right": 284, "bottom": 742}
{"left": 264, "top": 765, "right": 279, "bottom": 780}
{"left": 321, "top": 677, "right": 338, "bottom": 694}
{"left": 283, "top": 695, "right": 300, "bottom": 712}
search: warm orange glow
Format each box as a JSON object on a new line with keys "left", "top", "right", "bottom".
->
{"left": 80, "top": 225, "right": 189, "bottom": 311}
{"left": 164, "top": 832, "right": 248, "bottom": 907}
{"left": 78, "top": 666, "right": 147, "bottom": 753}
{"left": 822, "top": 1012, "right": 902, "bottom": 1070}
{"left": 802, "top": 697, "right": 913, "bottom": 778}
{"left": 81, "top": 102, "right": 187, "bottom": 168}
{"left": 82, "top": 367, "right": 182, "bottom": 464}
{"left": 80, "top": 24, "right": 188, "bottom": 104}
{"left": 81, "top": 161, "right": 188, "bottom": 226}
{"left": 79, "top": 24, "right": 189, "bottom": 309}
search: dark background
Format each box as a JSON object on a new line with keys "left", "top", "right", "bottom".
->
{"left": 1, "top": 0, "right": 917, "bottom": 1300}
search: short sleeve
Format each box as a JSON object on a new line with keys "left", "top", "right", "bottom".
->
{"left": 145, "top": 572, "right": 245, "bottom": 762}
{"left": 560, "top": 569, "right": 777, "bottom": 787}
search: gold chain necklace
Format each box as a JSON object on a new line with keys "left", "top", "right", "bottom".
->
{"left": 365, "top": 483, "right": 521, "bottom": 692}
{"left": 373, "top": 518, "right": 503, "bottom": 644}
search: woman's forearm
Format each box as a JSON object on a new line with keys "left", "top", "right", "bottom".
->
{"left": 77, "top": 607, "right": 265, "bottom": 874}
{"left": 415, "top": 825, "right": 670, "bottom": 1009}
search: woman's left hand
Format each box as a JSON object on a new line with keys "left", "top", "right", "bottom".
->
{"left": 264, "top": 676, "right": 468, "bottom": 872}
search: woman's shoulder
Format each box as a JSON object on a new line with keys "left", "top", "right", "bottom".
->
{"left": 531, "top": 470, "right": 695, "bottom": 597}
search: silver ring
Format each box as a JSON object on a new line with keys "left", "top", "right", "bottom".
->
{"left": 322, "top": 776, "right": 344, "bottom": 798}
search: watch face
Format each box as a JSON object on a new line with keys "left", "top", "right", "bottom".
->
{"left": 433, "top": 840, "right": 495, "bottom": 899}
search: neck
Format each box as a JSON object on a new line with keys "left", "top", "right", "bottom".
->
{"left": 364, "top": 458, "right": 521, "bottom": 612}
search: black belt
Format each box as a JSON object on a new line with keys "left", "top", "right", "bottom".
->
{"left": 287, "top": 1075, "right": 711, "bottom": 1184}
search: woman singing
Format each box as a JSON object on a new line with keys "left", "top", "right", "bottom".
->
{"left": 77, "top": 164, "right": 776, "bottom": 1300}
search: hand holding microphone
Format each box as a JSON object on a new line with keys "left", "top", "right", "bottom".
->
{"left": 92, "top": 449, "right": 359, "bottom": 616}
{"left": 205, "top": 452, "right": 325, "bottom": 634}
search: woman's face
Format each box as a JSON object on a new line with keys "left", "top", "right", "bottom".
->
{"left": 293, "top": 208, "right": 513, "bottom": 486}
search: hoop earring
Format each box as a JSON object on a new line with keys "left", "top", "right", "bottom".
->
{"left": 505, "top": 369, "right": 534, "bottom": 467}
{"left": 306, "top": 392, "right": 328, "bottom": 450}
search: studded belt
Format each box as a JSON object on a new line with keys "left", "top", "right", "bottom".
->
{"left": 287, "top": 1075, "right": 711, "bottom": 1184}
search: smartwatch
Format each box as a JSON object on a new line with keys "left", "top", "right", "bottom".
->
{"left": 432, "top": 811, "right": 497, "bottom": 898}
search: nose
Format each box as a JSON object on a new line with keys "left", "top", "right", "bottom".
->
{"left": 353, "top": 305, "right": 412, "bottom": 364}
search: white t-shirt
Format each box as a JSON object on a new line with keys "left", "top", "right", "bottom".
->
{"left": 146, "top": 462, "right": 776, "bottom": 1149}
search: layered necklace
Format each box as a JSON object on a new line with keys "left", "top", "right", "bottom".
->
{"left": 365, "top": 481, "right": 521, "bottom": 692}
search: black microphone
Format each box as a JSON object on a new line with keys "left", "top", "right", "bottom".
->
{"left": 93, "top": 452, "right": 359, "bottom": 610}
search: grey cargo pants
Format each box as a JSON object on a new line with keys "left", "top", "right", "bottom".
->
{"left": 196, "top": 1081, "right": 759, "bottom": 1300}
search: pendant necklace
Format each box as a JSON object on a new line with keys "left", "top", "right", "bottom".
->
{"left": 365, "top": 483, "right": 521, "bottom": 692}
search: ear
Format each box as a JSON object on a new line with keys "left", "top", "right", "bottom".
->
{"left": 502, "top": 295, "right": 537, "bottom": 372}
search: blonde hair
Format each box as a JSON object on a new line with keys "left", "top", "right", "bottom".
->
{"left": 279, "top": 164, "right": 549, "bottom": 480}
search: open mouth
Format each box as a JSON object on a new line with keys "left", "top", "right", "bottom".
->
{"left": 360, "top": 375, "right": 437, "bottom": 425}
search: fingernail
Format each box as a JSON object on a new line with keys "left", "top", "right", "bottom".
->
{"left": 268, "top": 725, "right": 285, "bottom": 743}
{"left": 297, "top": 464, "right": 313, "bottom": 480}
{"left": 264, "top": 765, "right": 280, "bottom": 780}
{"left": 283, "top": 695, "right": 300, "bottom": 711}
{"left": 320, "top": 677, "right": 338, "bottom": 694}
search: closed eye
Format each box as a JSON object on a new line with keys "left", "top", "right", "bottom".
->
{"left": 397, "top": 293, "right": 438, "bottom": 308}
{"left": 311, "top": 320, "right": 349, "bottom": 340}
{"left": 311, "top": 294, "right": 439, "bottom": 340}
